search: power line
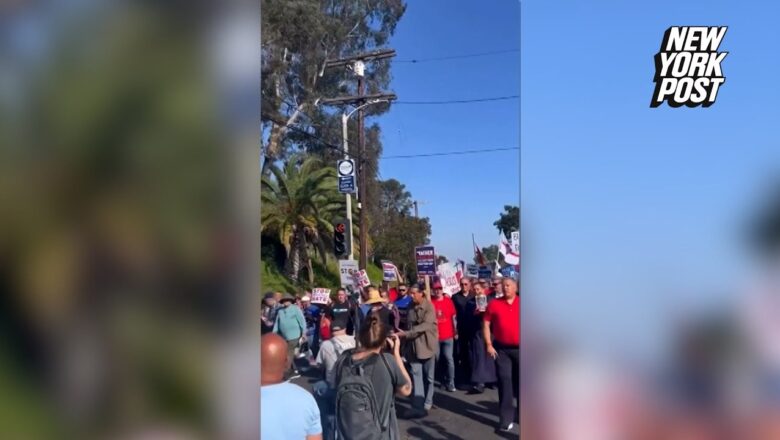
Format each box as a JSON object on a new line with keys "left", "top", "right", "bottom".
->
{"left": 274, "top": 123, "right": 519, "bottom": 161}
{"left": 394, "top": 95, "right": 518, "bottom": 105}
{"left": 395, "top": 49, "right": 520, "bottom": 64}
{"left": 382, "top": 147, "right": 519, "bottom": 159}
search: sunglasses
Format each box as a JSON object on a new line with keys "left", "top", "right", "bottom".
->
{"left": 460, "top": 283, "right": 470, "bottom": 286}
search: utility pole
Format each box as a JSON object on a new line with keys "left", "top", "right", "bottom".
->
{"left": 412, "top": 200, "right": 427, "bottom": 218}
{"left": 321, "top": 49, "right": 397, "bottom": 270}
{"left": 356, "top": 66, "right": 368, "bottom": 271}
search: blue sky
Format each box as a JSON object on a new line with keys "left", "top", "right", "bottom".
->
{"left": 377, "top": 0, "right": 521, "bottom": 263}
{"left": 522, "top": 0, "right": 780, "bottom": 359}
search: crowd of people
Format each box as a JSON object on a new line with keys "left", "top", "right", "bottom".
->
{"left": 261, "top": 274, "right": 521, "bottom": 439}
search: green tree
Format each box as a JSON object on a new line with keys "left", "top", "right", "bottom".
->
{"left": 261, "top": 0, "right": 406, "bottom": 174}
{"left": 436, "top": 255, "right": 449, "bottom": 265}
{"left": 476, "top": 245, "right": 500, "bottom": 266}
{"left": 494, "top": 205, "right": 519, "bottom": 239}
{"left": 370, "top": 179, "right": 431, "bottom": 280}
{"left": 261, "top": 155, "right": 345, "bottom": 283}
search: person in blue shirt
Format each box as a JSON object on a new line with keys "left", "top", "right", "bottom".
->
{"left": 261, "top": 333, "right": 322, "bottom": 440}
{"left": 274, "top": 293, "right": 307, "bottom": 378}
{"left": 394, "top": 283, "right": 414, "bottom": 331}
{"left": 302, "top": 295, "right": 323, "bottom": 358}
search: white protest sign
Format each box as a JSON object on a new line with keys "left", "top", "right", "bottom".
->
{"left": 437, "top": 263, "right": 460, "bottom": 296}
{"left": 311, "top": 288, "right": 331, "bottom": 305}
{"left": 511, "top": 231, "right": 519, "bottom": 254}
{"left": 382, "top": 261, "right": 398, "bottom": 281}
{"left": 466, "top": 264, "right": 479, "bottom": 278}
{"left": 339, "top": 260, "right": 359, "bottom": 287}
{"left": 353, "top": 269, "right": 371, "bottom": 288}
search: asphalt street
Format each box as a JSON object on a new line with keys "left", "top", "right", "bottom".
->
{"left": 291, "top": 357, "right": 518, "bottom": 440}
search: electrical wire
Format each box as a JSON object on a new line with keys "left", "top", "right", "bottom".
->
{"left": 278, "top": 123, "right": 519, "bottom": 161}
{"left": 394, "top": 95, "right": 518, "bottom": 105}
{"left": 395, "top": 49, "right": 520, "bottom": 64}
{"left": 382, "top": 147, "right": 519, "bottom": 159}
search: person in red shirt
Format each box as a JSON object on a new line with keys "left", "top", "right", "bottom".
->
{"left": 431, "top": 281, "right": 457, "bottom": 392}
{"left": 386, "top": 282, "right": 399, "bottom": 303}
{"left": 483, "top": 277, "right": 520, "bottom": 433}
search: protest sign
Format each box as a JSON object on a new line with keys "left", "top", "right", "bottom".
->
{"left": 478, "top": 265, "right": 493, "bottom": 279}
{"left": 511, "top": 231, "right": 519, "bottom": 254}
{"left": 466, "top": 264, "right": 479, "bottom": 278}
{"left": 339, "top": 260, "right": 359, "bottom": 287}
{"left": 415, "top": 246, "right": 437, "bottom": 276}
{"left": 382, "top": 261, "right": 398, "bottom": 281}
{"left": 437, "top": 263, "right": 460, "bottom": 296}
{"left": 311, "top": 288, "right": 331, "bottom": 305}
{"left": 353, "top": 269, "right": 371, "bottom": 288}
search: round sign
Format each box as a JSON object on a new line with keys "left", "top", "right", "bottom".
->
{"left": 338, "top": 160, "right": 354, "bottom": 176}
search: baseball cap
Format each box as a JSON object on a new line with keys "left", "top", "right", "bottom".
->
{"left": 432, "top": 281, "right": 443, "bottom": 289}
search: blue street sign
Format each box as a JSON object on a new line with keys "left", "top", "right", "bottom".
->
{"left": 339, "top": 176, "right": 356, "bottom": 193}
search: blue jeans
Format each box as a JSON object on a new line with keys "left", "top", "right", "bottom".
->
{"left": 410, "top": 356, "right": 436, "bottom": 410}
{"left": 436, "top": 338, "right": 455, "bottom": 389}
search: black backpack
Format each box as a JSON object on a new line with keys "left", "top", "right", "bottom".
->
{"left": 333, "top": 350, "right": 392, "bottom": 440}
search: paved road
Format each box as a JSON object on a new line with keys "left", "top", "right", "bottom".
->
{"left": 291, "top": 358, "right": 518, "bottom": 440}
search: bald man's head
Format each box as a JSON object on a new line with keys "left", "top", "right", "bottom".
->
{"left": 261, "top": 333, "right": 288, "bottom": 385}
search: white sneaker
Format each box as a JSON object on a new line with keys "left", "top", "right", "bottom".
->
{"left": 496, "top": 423, "right": 514, "bottom": 433}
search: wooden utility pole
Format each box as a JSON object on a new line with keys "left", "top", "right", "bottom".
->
{"left": 356, "top": 72, "right": 369, "bottom": 271}
{"left": 321, "top": 50, "right": 397, "bottom": 270}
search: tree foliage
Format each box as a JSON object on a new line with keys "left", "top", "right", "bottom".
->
{"left": 494, "top": 205, "right": 519, "bottom": 239}
{"left": 476, "top": 245, "right": 500, "bottom": 266}
{"left": 261, "top": 154, "right": 347, "bottom": 283}
{"left": 370, "top": 179, "right": 431, "bottom": 280}
{"left": 261, "top": 0, "right": 406, "bottom": 172}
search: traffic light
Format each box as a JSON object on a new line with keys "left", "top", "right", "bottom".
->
{"left": 334, "top": 220, "right": 351, "bottom": 257}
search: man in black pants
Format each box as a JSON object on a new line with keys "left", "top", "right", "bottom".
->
{"left": 483, "top": 277, "right": 520, "bottom": 433}
{"left": 451, "top": 277, "right": 474, "bottom": 389}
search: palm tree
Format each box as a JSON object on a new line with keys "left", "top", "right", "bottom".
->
{"left": 261, "top": 154, "right": 351, "bottom": 283}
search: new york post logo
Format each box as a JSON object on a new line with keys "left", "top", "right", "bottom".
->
{"left": 651, "top": 26, "right": 728, "bottom": 108}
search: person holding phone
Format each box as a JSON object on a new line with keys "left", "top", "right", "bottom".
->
{"left": 332, "top": 316, "right": 412, "bottom": 439}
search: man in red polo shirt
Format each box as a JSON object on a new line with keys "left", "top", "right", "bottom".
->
{"left": 431, "top": 281, "right": 457, "bottom": 392}
{"left": 483, "top": 277, "right": 519, "bottom": 433}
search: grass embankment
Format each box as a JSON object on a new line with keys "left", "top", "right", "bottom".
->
{"left": 261, "top": 256, "right": 385, "bottom": 295}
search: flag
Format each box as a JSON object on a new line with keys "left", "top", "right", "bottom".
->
{"left": 499, "top": 234, "right": 520, "bottom": 265}
{"left": 473, "top": 235, "right": 486, "bottom": 266}
{"left": 454, "top": 259, "right": 465, "bottom": 281}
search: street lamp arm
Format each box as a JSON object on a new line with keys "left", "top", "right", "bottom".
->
{"left": 346, "top": 99, "right": 390, "bottom": 119}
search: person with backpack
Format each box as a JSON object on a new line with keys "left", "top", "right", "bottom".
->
{"left": 332, "top": 315, "right": 412, "bottom": 440}
{"left": 316, "top": 323, "right": 356, "bottom": 386}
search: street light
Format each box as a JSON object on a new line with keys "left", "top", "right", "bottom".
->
{"left": 341, "top": 99, "right": 389, "bottom": 260}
